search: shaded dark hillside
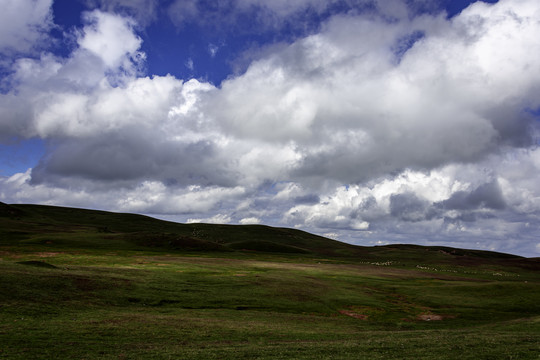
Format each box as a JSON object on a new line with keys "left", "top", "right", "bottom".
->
{"left": 0, "top": 203, "right": 362, "bottom": 257}
{"left": 0, "top": 201, "right": 25, "bottom": 217}
{"left": 1, "top": 203, "right": 538, "bottom": 270}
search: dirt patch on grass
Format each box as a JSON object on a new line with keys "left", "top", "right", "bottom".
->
{"left": 338, "top": 306, "right": 382, "bottom": 320}
{"left": 339, "top": 310, "right": 368, "bottom": 320}
{"left": 417, "top": 313, "right": 455, "bottom": 321}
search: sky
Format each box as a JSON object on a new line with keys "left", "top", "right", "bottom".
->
{"left": 1, "top": 0, "right": 540, "bottom": 257}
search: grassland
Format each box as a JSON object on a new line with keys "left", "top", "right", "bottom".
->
{"left": 1, "top": 203, "right": 539, "bottom": 359}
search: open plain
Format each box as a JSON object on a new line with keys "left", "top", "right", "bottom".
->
{"left": 1, "top": 203, "right": 539, "bottom": 359}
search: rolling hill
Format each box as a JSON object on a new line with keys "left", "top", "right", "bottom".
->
{"left": 1, "top": 202, "right": 537, "bottom": 268}
{"left": 1, "top": 202, "right": 540, "bottom": 359}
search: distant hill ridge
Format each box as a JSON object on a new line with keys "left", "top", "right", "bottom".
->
{"left": 1, "top": 202, "right": 537, "bottom": 269}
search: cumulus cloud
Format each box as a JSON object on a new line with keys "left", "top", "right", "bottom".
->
{"left": 1, "top": 0, "right": 540, "bottom": 256}
{"left": 239, "top": 217, "right": 261, "bottom": 225}
{"left": 0, "top": 9, "right": 153, "bottom": 140}
{"left": 1, "top": 168, "right": 246, "bottom": 215}
{"left": 0, "top": 0, "right": 54, "bottom": 54}
{"left": 214, "top": 1, "right": 540, "bottom": 186}
{"left": 282, "top": 150, "right": 540, "bottom": 256}
{"left": 77, "top": 10, "right": 144, "bottom": 74}
{"left": 187, "top": 213, "right": 232, "bottom": 224}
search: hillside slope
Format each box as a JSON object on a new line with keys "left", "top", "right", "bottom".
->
{"left": 0, "top": 202, "right": 362, "bottom": 256}
{"left": 1, "top": 202, "right": 537, "bottom": 269}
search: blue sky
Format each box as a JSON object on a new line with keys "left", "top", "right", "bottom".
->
{"left": 47, "top": 0, "right": 497, "bottom": 87}
{"left": 1, "top": 0, "right": 540, "bottom": 257}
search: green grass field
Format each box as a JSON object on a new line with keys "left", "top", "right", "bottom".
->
{"left": 1, "top": 203, "right": 539, "bottom": 359}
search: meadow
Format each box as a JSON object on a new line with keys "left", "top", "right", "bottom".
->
{"left": 1, "top": 203, "right": 539, "bottom": 359}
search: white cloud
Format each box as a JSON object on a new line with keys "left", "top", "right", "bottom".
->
{"left": 117, "top": 183, "right": 246, "bottom": 214}
{"left": 282, "top": 148, "right": 540, "bottom": 256}
{"left": 0, "top": 169, "right": 99, "bottom": 209}
{"left": 497, "top": 149, "right": 540, "bottom": 214}
{"left": 187, "top": 213, "right": 232, "bottom": 224}
{"left": 78, "top": 10, "right": 144, "bottom": 72}
{"left": 323, "top": 232, "right": 339, "bottom": 240}
{"left": 1, "top": 170, "right": 246, "bottom": 216}
{"left": 11, "top": 1, "right": 540, "bottom": 192}
{"left": 2, "top": 0, "right": 540, "bottom": 257}
{"left": 239, "top": 217, "right": 261, "bottom": 225}
{"left": 0, "top": 0, "right": 54, "bottom": 54}
{"left": 213, "top": 1, "right": 540, "bottom": 186}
